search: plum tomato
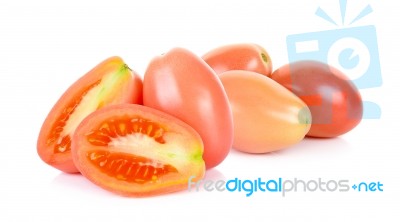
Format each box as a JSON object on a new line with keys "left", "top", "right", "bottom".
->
{"left": 219, "top": 70, "right": 311, "bottom": 153}
{"left": 37, "top": 57, "right": 143, "bottom": 173}
{"left": 271, "top": 61, "right": 363, "bottom": 138}
{"left": 71, "top": 104, "right": 205, "bottom": 197}
{"left": 202, "top": 43, "right": 273, "bottom": 77}
{"left": 143, "top": 48, "right": 233, "bottom": 169}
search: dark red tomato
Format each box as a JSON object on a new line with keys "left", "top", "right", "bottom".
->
{"left": 37, "top": 57, "right": 143, "bottom": 173}
{"left": 271, "top": 61, "right": 363, "bottom": 138}
{"left": 72, "top": 104, "right": 205, "bottom": 197}
{"left": 143, "top": 48, "right": 233, "bottom": 169}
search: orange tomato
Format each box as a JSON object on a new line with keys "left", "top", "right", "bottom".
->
{"left": 143, "top": 48, "right": 233, "bottom": 169}
{"left": 203, "top": 43, "right": 273, "bottom": 77}
{"left": 72, "top": 104, "right": 205, "bottom": 197}
{"left": 219, "top": 70, "right": 311, "bottom": 153}
{"left": 37, "top": 57, "right": 143, "bottom": 173}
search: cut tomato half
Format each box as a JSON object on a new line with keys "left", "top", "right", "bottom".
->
{"left": 71, "top": 104, "right": 205, "bottom": 197}
{"left": 37, "top": 57, "right": 143, "bottom": 173}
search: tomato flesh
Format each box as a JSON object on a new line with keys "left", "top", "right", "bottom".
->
{"left": 87, "top": 151, "right": 177, "bottom": 184}
{"left": 85, "top": 116, "right": 179, "bottom": 185}
{"left": 50, "top": 80, "right": 101, "bottom": 154}
{"left": 37, "top": 57, "right": 143, "bottom": 173}
{"left": 72, "top": 104, "right": 205, "bottom": 197}
{"left": 86, "top": 117, "right": 166, "bottom": 146}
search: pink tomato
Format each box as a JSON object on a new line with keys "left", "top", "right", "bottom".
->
{"left": 143, "top": 48, "right": 233, "bottom": 169}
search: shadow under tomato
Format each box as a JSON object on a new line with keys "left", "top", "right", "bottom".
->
{"left": 52, "top": 168, "right": 226, "bottom": 198}
{"left": 204, "top": 168, "right": 226, "bottom": 181}
{"left": 228, "top": 136, "right": 351, "bottom": 157}
{"left": 271, "top": 136, "right": 352, "bottom": 158}
{"left": 52, "top": 172, "right": 118, "bottom": 198}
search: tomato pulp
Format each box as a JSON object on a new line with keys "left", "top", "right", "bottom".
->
{"left": 37, "top": 57, "right": 143, "bottom": 173}
{"left": 72, "top": 104, "right": 205, "bottom": 197}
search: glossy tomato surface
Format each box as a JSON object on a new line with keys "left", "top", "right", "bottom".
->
{"left": 271, "top": 61, "right": 363, "bottom": 138}
{"left": 72, "top": 104, "right": 205, "bottom": 197}
{"left": 202, "top": 43, "right": 272, "bottom": 77}
{"left": 143, "top": 48, "right": 233, "bottom": 169}
{"left": 220, "top": 70, "right": 311, "bottom": 153}
{"left": 37, "top": 57, "right": 143, "bottom": 173}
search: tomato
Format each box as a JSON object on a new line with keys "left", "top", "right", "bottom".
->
{"left": 271, "top": 61, "right": 363, "bottom": 138}
{"left": 71, "top": 104, "right": 205, "bottom": 197}
{"left": 143, "top": 48, "right": 233, "bottom": 169}
{"left": 202, "top": 43, "right": 273, "bottom": 77}
{"left": 219, "top": 70, "right": 311, "bottom": 153}
{"left": 37, "top": 57, "right": 143, "bottom": 173}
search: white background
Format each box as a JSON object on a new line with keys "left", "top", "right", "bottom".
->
{"left": 1, "top": 0, "right": 400, "bottom": 221}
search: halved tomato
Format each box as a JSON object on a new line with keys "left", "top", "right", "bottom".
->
{"left": 71, "top": 104, "right": 205, "bottom": 197}
{"left": 37, "top": 57, "right": 142, "bottom": 173}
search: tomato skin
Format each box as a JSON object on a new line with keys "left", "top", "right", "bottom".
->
{"left": 143, "top": 48, "right": 233, "bottom": 169}
{"left": 219, "top": 70, "right": 311, "bottom": 153}
{"left": 37, "top": 57, "right": 143, "bottom": 173}
{"left": 202, "top": 43, "right": 272, "bottom": 77}
{"left": 271, "top": 61, "right": 363, "bottom": 138}
{"left": 72, "top": 104, "right": 205, "bottom": 197}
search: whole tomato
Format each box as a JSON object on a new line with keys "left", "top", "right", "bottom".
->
{"left": 220, "top": 70, "right": 311, "bottom": 153}
{"left": 202, "top": 43, "right": 272, "bottom": 77}
{"left": 143, "top": 48, "right": 233, "bottom": 169}
{"left": 271, "top": 61, "right": 363, "bottom": 138}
